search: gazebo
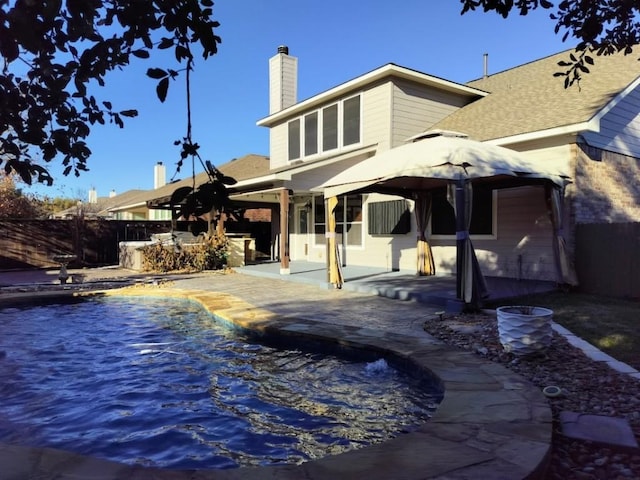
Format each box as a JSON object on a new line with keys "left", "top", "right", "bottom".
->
{"left": 319, "top": 131, "right": 577, "bottom": 307}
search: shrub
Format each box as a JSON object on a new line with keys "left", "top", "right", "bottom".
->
{"left": 141, "top": 232, "right": 229, "bottom": 273}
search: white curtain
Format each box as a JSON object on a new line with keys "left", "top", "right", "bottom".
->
{"left": 450, "top": 181, "right": 488, "bottom": 305}
{"left": 414, "top": 192, "right": 435, "bottom": 276}
{"left": 547, "top": 186, "right": 578, "bottom": 286}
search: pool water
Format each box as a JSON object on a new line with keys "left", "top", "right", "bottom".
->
{"left": 0, "top": 297, "right": 441, "bottom": 469}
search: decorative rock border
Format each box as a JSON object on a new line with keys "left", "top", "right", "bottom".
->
{"left": 1, "top": 287, "right": 552, "bottom": 479}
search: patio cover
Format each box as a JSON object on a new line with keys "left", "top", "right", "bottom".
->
{"left": 319, "top": 131, "right": 575, "bottom": 305}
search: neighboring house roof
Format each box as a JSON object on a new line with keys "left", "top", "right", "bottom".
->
{"left": 51, "top": 189, "right": 145, "bottom": 218}
{"left": 108, "top": 154, "right": 271, "bottom": 213}
{"left": 432, "top": 48, "right": 640, "bottom": 143}
{"left": 99, "top": 189, "right": 147, "bottom": 210}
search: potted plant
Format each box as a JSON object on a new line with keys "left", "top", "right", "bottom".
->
{"left": 496, "top": 305, "right": 553, "bottom": 356}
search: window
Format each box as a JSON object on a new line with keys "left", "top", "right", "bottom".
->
{"left": 368, "top": 200, "right": 411, "bottom": 235}
{"left": 304, "top": 112, "right": 318, "bottom": 156}
{"left": 313, "top": 194, "right": 363, "bottom": 246}
{"left": 431, "top": 186, "right": 495, "bottom": 236}
{"left": 343, "top": 96, "right": 361, "bottom": 146}
{"left": 288, "top": 95, "right": 361, "bottom": 162}
{"left": 288, "top": 119, "right": 300, "bottom": 161}
{"left": 313, "top": 195, "right": 326, "bottom": 245}
{"left": 322, "top": 104, "right": 338, "bottom": 151}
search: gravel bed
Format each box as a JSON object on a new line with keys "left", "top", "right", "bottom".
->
{"left": 422, "top": 312, "right": 640, "bottom": 480}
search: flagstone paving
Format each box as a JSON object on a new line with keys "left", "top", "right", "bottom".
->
{"left": 0, "top": 271, "right": 553, "bottom": 479}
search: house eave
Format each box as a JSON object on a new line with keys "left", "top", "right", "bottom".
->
{"left": 107, "top": 201, "right": 148, "bottom": 213}
{"left": 272, "top": 143, "right": 379, "bottom": 178}
{"left": 590, "top": 74, "right": 640, "bottom": 125}
{"left": 484, "top": 121, "right": 598, "bottom": 147}
{"left": 257, "top": 64, "right": 488, "bottom": 127}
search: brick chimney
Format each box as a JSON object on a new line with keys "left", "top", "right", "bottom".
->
{"left": 154, "top": 161, "right": 166, "bottom": 189}
{"left": 269, "top": 45, "right": 297, "bottom": 114}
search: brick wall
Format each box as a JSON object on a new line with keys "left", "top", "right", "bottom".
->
{"left": 572, "top": 143, "right": 640, "bottom": 224}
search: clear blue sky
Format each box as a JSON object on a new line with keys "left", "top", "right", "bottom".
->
{"left": 25, "top": 0, "right": 570, "bottom": 200}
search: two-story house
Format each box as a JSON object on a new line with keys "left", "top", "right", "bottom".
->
{"left": 232, "top": 46, "right": 639, "bottom": 298}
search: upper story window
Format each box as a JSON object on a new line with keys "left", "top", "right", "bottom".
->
{"left": 288, "top": 119, "right": 300, "bottom": 160}
{"left": 288, "top": 94, "right": 361, "bottom": 161}
{"left": 304, "top": 112, "right": 318, "bottom": 156}
{"left": 343, "top": 96, "right": 361, "bottom": 146}
{"left": 323, "top": 104, "right": 338, "bottom": 151}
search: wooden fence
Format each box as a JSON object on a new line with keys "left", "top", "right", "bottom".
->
{"left": 0, "top": 219, "right": 171, "bottom": 270}
{"left": 575, "top": 222, "right": 640, "bottom": 299}
{"left": 0, "top": 218, "right": 273, "bottom": 271}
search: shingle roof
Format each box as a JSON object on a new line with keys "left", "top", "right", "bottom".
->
{"left": 109, "top": 153, "right": 270, "bottom": 211}
{"left": 432, "top": 48, "right": 640, "bottom": 141}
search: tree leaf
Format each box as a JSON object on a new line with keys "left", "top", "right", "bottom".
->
{"left": 158, "top": 37, "right": 174, "bottom": 49}
{"left": 120, "top": 109, "right": 138, "bottom": 117}
{"left": 156, "top": 77, "right": 169, "bottom": 102}
{"left": 221, "top": 175, "right": 237, "bottom": 185}
{"left": 170, "top": 186, "right": 193, "bottom": 206}
{"left": 146, "top": 67, "right": 167, "bottom": 79}
{"left": 132, "top": 49, "right": 150, "bottom": 59}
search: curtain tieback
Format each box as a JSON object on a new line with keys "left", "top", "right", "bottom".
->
{"left": 456, "top": 230, "right": 469, "bottom": 240}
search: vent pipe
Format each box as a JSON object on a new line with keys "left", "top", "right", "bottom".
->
{"left": 483, "top": 53, "right": 488, "bottom": 78}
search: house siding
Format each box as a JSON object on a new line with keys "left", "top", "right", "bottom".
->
{"left": 428, "top": 186, "right": 556, "bottom": 281}
{"left": 583, "top": 85, "right": 640, "bottom": 158}
{"left": 298, "top": 187, "right": 557, "bottom": 281}
{"left": 362, "top": 83, "right": 392, "bottom": 151}
{"left": 509, "top": 139, "right": 573, "bottom": 175}
{"left": 391, "top": 79, "right": 468, "bottom": 148}
{"left": 269, "top": 123, "right": 288, "bottom": 170}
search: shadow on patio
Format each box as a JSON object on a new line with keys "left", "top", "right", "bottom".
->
{"left": 235, "top": 261, "right": 557, "bottom": 311}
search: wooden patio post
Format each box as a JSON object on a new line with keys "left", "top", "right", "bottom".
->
{"left": 326, "top": 196, "right": 343, "bottom": 288}
{"left": 279, "top": 188, "right": 290, "bottom": 274}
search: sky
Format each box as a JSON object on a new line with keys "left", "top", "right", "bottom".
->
{"left": 23, "top": 0, "right": 572, "bottom": 200}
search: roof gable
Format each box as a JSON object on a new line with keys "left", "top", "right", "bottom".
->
{"left": 257, "top": 64, "right": 486, "bottom": 127}
{"left": 432, "top": 48, "right": 640, "bottom": 142}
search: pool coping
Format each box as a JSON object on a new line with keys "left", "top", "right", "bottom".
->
{"left": 1, "top": 287, "right": 552, "bottom": 479}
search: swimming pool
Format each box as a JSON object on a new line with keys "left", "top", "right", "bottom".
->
{"left": 0, "top": 296, "right": 442, "bottom": 470}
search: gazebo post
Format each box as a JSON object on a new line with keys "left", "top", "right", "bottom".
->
{"left": 454, "top": 179, "right": 466, "bottom": 301}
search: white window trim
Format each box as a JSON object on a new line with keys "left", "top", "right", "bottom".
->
{"left": 287, "top": 94, "right": 362, "bottom": 164}
{"left": 311, "top": 194, "right": 365, "bottom": 249}
{"left": 429, "top": 190, "right": 498, "bottom": 240}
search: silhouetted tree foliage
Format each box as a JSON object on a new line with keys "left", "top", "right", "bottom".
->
{"left": 0, "top": 0, "right": 220, "bottom": 186}
{"left": 0, "top": 174, "right": 46, "bottom": 218}
{"left": 459, "top": 0, "right": 640, "bottom": 87}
